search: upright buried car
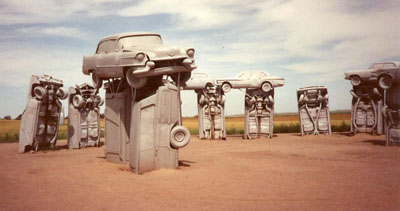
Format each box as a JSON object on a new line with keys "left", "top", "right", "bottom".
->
{"left": 19, "top": 75, "right": 68, "bottom": 153}
{"left": 344, "top": 62, "right": 400, "bottom": 87}
{"left": 216, "top": 71, "right": 284, "bottom": 93}
{"left": 83, "top": 32, "right": 196, "bottom": 89}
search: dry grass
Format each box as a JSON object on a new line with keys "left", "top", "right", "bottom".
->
{"left": 0, "top": 113, "right": 350, "bottom": 143}
{"left": 182, "top": 113, "right": 351, "bottom": 135}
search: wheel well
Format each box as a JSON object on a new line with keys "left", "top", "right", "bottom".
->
{"left": 222, "top": 82, "right": 231, "bottom": 87}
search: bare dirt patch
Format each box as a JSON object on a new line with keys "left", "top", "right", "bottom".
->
{"left": 0, "top": 133, "right": 399, "bottom": 210}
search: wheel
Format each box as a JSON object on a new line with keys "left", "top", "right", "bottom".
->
{"left": 199, "top": 95, "right": 205, "bottom": 106}
{"left": 126, "top": 69, "right": 147, "bottom": 89}
{"left": 205, "top": 82, "right": 213, "bottom": 89}
{"left": 350, "top": 76, "right": 361, "bottom": 86}
{"left": 298, "top": 94, "right": 304, "bottom": 104}
{"left": 221, "top": 83, "right": 231, "bottom": 93}
{"left": 56, "top": 87, "right": 68, "bottom": 100}
{"left": 33, "top": 86, "right": 46, "bottom": 100}
{"left": 220, "top": 95, "right": 226, "bottom": 105}
{"left": 94, "top": 95, "right": 104, "bottom": 107}
{"left": 91, "top": 72, "right": 103, "bottom": 89}
{"left": 72, "top": 95, "right": 85, "bottom": 108}
{"left": 268, "top": 95, "right": 274, "bottom": 104}
{"left": 261, "top": 82, "right": 272, "bottom": 92}
{"left": 171, "top": 72, "right": 192, "bottom": 85}
{"left": 378, "top": 75, "right": 392, "bottom": 90}
{"left": 170, "top": 126, "right": 190, "bottom": 148}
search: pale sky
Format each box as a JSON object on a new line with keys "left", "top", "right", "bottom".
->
{"left": 0, "top": 0, "right": 399, "bottom": 118}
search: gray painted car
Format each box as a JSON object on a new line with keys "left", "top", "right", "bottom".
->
{"left": 83, "top": 32, "right": 197, "bottom": 89}
{"left": 19, "top": 75, "right": 68, "bottom": 153}
{"left": 344, "top": 62, "right": 400, "bottom": 87}
{"left": 216, "top": 71, "right": 284, "bottom": 93}
{"left": 183, "top": 72, "right": 215, "bottom": 90}
{"left": 370, "top": 61, "right": 400, "bottom": 90}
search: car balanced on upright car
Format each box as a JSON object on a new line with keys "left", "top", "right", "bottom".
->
{"left": 82, "top": 32, "right": 197, "bottom": 89}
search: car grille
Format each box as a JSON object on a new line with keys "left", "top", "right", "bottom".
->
{"left": 154, "top": 58, "right": 184, "bottom": 69}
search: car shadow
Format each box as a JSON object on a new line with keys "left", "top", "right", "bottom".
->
{"left": 179, "top": 160, "right": 195, "bottom": 167}
{"left": 362, "top": 139, "right": 387, "bottom": 146}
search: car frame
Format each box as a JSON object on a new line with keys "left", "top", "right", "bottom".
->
{"left": 344, "top": 62, "right": 400, "bottom": 87}
{"left": 215, "top": 71, "right": 284, "bottom": 93}
{"left": 82, "top": 32, "right": 196, "bottom": 89}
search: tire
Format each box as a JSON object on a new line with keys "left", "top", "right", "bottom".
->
{"left": 221, "top": 83, "right": 231, "bottom": 93}
{"left": 350, "top": 76, "right": 361, "bottom": 86}
{"left": 126, "top": 70, "right": 147, "bottom": 89}
{"left": 199, "top": 95, "right": 205, "bottom": 106}
{"left": 33, "top": 86, "right": 46, "bottom": 100}
{"left": 57, "top": 87, "right": 68, "bottom": 100}
{"left": 298, "top": 94, "right": 304, "bottom": 104}
{"left": 205, "top": 82, "right": 213, "bottom": 89}
{"left": 72, "top": 95, "right": 85, "bottom": 108}
{"left": 268, "top": 95, "right": 274, "bottom": 104}
{"left": 94, "top": 95, "right": 104, "bottom": 107}
{"left": 220, "top": 95, "right": 226, "bottom": 105}
{"left": 170, "top": 126, "right": 190, "bottom": 149}
{"left": 378, "top": 75, "right": 393, "bottom": 90}
{"left": 261, "top": 82, "right": 272, "bottom": 92}
{"left": 92, "top": 72, "right": 103, "bottom": 89}
{"left": 171, "top": 72, "right": 191, "bottom": 85}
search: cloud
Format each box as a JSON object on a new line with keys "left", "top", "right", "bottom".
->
{"left": 18, "top": 26, "right": 89, "bottom": 39}
{"left": 0, "top": 0, "right": 127, "bottom": 25}
{"left": 118, "top": 0, "right": 255, "bottom": 30}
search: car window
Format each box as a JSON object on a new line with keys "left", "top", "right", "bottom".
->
{"left": 383, "top": 63, "right": 396, "bottom": 68}
{"left": 369, "top": 63, "right": 396, "bottom": 69}
{"left": 117, "top": 35, "right": 163, "bottom": 49}
{"left": 253, "top": 72, "right": 269, "bottom": 78}
{"left": 238, "top": 72, "right": 251, "bottom": 78}
{"left": 97, "top": 40, "right": 116, "bottom": 54}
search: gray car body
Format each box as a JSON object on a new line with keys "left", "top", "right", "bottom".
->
{"left": 216, "top": 71, "right": 284, "bottom": 90}
{"left": 183, "top": 72, "right": 215, "bottom": 90}
{"left": 83, "top": 32, "right": 196, "bottom": 79}
{"left": 344, "top": 62, "right": 400, "bottom": 85}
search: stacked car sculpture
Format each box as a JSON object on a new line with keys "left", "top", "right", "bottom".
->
{"left": 17, "top": 31, "right": 400, "bottom": 175}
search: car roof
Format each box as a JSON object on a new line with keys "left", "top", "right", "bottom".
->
{"left": 372, "top": 61, "right": 400, "bottom": 67}
{"left": 99, "top": 32, "right": 161, "bottom": 43}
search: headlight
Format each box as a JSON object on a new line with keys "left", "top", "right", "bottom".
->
{"left": 186, "top": 49, "right": 195, "bottom": 57}
{"left": 136, "top": 53, "right": 145, "bottom": 62}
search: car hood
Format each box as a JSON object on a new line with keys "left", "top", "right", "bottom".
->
{"left": 124, "top": 44, "right": 188, "bottom": 60}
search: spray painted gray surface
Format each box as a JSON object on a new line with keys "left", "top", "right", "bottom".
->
{"left": 348, "top": 84, "right": 383, "bottom": 134}
{"left": 68, "top": 83, "right": 103, "bottom": 149}
{"left": 129, "top": 80, "right": 190, "bottom": 174}
{"left": 82, "top": 32, "right": 196, "bottom": 89}
{"left": 19, "top": 75, "right": 68, "bottom": 153}
{"left": 244, "top": 88, "right": 275, "bottom": 139}
{"left": 195, "top": 86, "right": 226, "bottom": 140}
{"left": 344, "top": 63, "right": 390, "bottom": 134}
{"left": 216, "top": 71, "right": 284, "bottom": 93}
{"left": 370, "top": 62, "right": 400, "bottom": 145}
{"left": 297, "top": 86, "right": 331, "bottom": 136}
{"left": 104, "top": 80, "right": 132, "bottom": 163}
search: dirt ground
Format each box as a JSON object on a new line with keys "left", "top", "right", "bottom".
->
{"left": 0, "top": 133, "right": 399, "bottom": 211}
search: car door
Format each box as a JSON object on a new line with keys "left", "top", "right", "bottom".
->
{"left": 96, "top": 39, "right": 118, "bottom": 77}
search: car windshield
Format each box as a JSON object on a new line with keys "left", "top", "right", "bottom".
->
{"left": 118, "top": 35, "right": 162, "bottom": 49}
{"left": 369, "top": 63, "right": 396, "bottom": 69}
